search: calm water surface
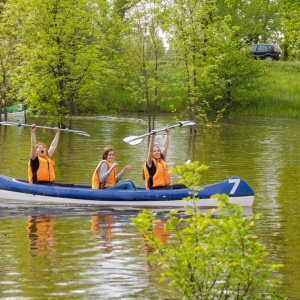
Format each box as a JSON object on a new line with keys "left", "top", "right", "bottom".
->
{"left": 0, "top": 114, "right": 300, "bottom": 299}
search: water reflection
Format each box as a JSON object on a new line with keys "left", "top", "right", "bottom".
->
{"left": 26, "top": 215, "right": 56, "bottom": 257}
{"left": 142, "top": 220, "right": 169, "bottom": 255}
{"left": 141, "top": 207, "right": 253, "bottom": 256}
{"left": 1, "top": 208, "right": 157, "bottom": 299}
{"left": 91, "top": 212, "right": 115, "bottom": 254}
{"left": 153, "top": 220, "right": 169, "bottom": 245}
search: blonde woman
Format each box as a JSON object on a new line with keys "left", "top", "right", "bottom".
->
{"left": 143, "top": 128, "right": 186, "bottom": 190}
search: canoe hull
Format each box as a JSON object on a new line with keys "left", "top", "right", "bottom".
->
{"left": 0, "top": 189, "right": 254, "bottom": 208}
{"left": 0, "top": 175, "right": 254, "bottom": 208}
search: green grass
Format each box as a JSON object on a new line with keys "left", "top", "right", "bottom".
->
{"left": 236, "top": 61, "right": 300, "bottom": 118}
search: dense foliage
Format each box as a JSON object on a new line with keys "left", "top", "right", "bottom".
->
{"left": 132, "top": 161, "right": 285, "bottom": 299}
{"left": 0, "top": 0, "right": 297, "bottom": 127}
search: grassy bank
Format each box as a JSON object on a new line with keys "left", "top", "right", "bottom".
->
{"left": 236, "top": 61, "right": 300, "bottom": 118}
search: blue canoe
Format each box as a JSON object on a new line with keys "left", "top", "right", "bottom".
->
{"left": 0, "top": 174, "right": 254, "bottom": 208}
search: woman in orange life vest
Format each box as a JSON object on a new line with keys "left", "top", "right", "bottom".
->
{"left": 92, "top": 146, "right": 135, "bottom": 190}
{"left": 28, "top": 124, "right": 60, "bottom": 184}
{"left": 143, "top": 127, "right": 186, "bottom": 190}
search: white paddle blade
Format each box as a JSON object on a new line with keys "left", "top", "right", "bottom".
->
{"left": 180, "top": 120, "right": 196, "bottom": 126}
{"left": 128, "top": 138, "right": 143, "bottom": 145}
{"left": 123, "top": 136, "right": 139, "bottom": 143}
{"left": 0, "top": 122, "right": 16, "bottom": 126}
{"left": 70, "top": 130, "right": 91, "bottom": 137}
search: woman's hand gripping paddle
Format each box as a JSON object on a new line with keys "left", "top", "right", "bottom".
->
{"left": 123, "top": 120, "right": 196, "bottom": 145}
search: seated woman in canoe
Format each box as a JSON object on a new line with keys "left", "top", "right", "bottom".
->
{"left": 143, "top": 127, "right": 186, "bottom": 190}
{"left": 92, "top": 146, "right": 135, "bottom": 190}
{"left": 28, "top": 124, "right": 60, "bottom": 184}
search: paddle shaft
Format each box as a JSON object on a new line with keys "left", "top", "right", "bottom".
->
{"left": 139, "top": 122, "right": 186, "bottom": 138}
{"left": 0, "top": 121, "right": 90, "bottom": 137}
{"left": 123, "top": 120, "right": 196, "bottom": 145}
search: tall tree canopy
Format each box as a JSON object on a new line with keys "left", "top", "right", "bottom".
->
{"left": 2, "top": 0, "right": 121, "bottom": 125}
{"left": 0, "top": 0, "right": 294, "bottom": 126}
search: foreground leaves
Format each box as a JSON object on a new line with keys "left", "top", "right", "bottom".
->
{"left": 132, "top": 162, "right": 285, "bottom": 299}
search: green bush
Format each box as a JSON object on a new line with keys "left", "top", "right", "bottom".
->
{"left": 132, "top": 162, "right": 285, "bottom": 299}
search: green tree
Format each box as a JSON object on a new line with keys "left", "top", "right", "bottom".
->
{"left": 216, "top": 0, "right": 282, "bottom": 46}
{"left": 0, "top": 0, "right": 7, "bottom": 15}
{"left": 132, "top": 161, "right": 285, "bottom": 299}
{"left": 281, "top": 0, "right": 300, "bottom": 60}
{"left": 2, "top": 0, "right": 115, "bottom": 125}
{"left": 122, "top": 0, "right": 167, "bottom": 130}
{"left": 0, "top": 0, "right": 287, "bottom": 120}
{"left": 0, "top": 38, "right": 13, "bottom": 113}
{"left": 114, "top": 0, "right": 141, "bottom": 20}
{"left": 0, "top": 0, "right": 14, "bottom": 119}
{"left": 162, "top": 0, "right": 262, "bottom": 125}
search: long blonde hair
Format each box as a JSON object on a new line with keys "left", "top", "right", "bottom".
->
{"left": 142, "top": 145, "right": 166, "bottom": 180}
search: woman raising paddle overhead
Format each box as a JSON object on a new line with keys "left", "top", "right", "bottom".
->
{"left": 143, "top": 127, "right": 186, "bottom": 190}
{"left": 28, "top": 124, "right": 60, "bottom": 184}
{"left": 92, "top": 146, "right": 135, "bottom": 190}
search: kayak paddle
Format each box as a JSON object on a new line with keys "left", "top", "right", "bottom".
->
{"left": 0, "top": 121, "right": 90, "bottom": 137}
{"left": 123, "top": 120, "right": 196, "bottom": 145}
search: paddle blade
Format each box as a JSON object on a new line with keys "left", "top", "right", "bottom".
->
{"left": 71, "top": 131, "right": 91, "bottom": 137}
{"left": 127, "top": 138, "right": 143, "bottom": 145}
{"left": 0, "top": 122, "right": 18, "bottom": 126}
{"left": 62, "top": 128, "right": 91, "bottom": 137}
{"left": 179, "top": 120, "right": 196, "bottom": 126}
{"left": 123, "top": 136, "right": 140, "bottom": 144}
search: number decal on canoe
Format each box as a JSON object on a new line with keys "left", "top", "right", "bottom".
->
{"left": 228, "top": 178, "right": 240, "bottom": 194}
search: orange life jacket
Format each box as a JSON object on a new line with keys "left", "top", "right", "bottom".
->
{"left": 143, "top": 158, "right": 170, "bottom": 190}
{"left": 92, "top": 160, "right": 116, "bottom": 189}
{"left": 28, "top": 156, "right": 56, "bottom": 184}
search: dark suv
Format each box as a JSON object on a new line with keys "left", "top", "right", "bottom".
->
{"left": 250, "top": 44, "right": 282, "bottom": 61}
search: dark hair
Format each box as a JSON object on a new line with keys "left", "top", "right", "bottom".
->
{"left": 102, "top": 146, "right": 115, "bottom": 160}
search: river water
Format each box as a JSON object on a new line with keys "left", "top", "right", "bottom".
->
{"left": 0, "top": 114, "right": 299, "bottom": 299}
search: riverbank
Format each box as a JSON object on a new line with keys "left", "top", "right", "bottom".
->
{"left": 235, "top": 60, "right": 300, "bottom": 118}
{"left": 4, "top": 60, "right": 299, "bottom": 121}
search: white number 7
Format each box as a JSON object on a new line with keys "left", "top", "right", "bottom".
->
{"left": 228, "top": 178, "right": 240, "bottom": 195}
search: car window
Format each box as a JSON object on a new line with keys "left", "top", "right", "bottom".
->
{"left": 251, "top": 45, "right": 257, "bottom": 51}
{"left": 257, "top": 45, "right": 266, "bottom": 51}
